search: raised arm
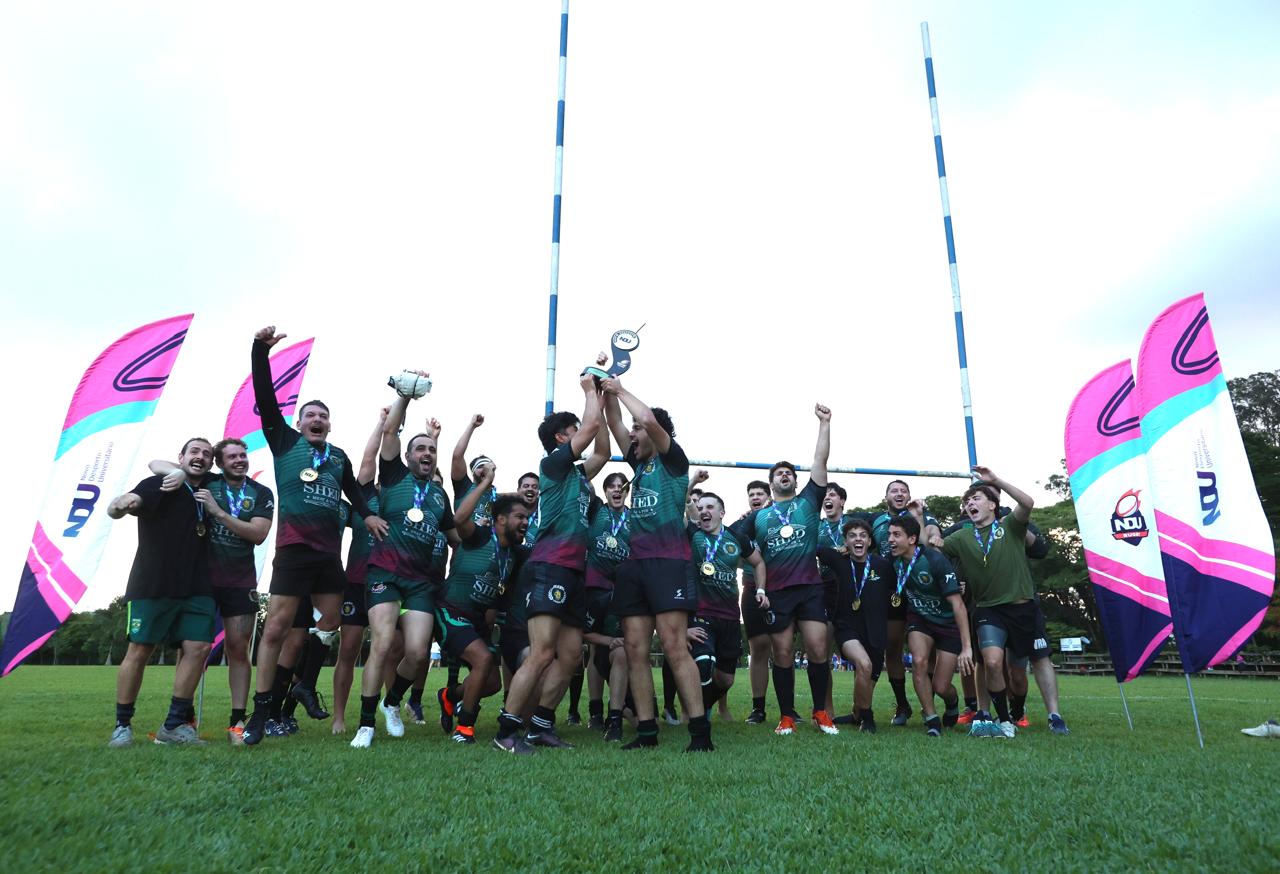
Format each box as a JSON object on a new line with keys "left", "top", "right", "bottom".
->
{"left": 251, "top": 326, "right": 289, "bottom": 438}
{"left": 602, "top": 390, "right": 631, "bottom": 455}
{"left": 582, "top": 411, "right": 612, "bottom": 479}
{"left": 452, "top": 414, "right": 483, "bottom": 483}
{"left": 811, "top": 403, "right": 832, "bottom": 487}
{"left": 380, "top": 394, "right": 412, "bottom": 461}
{"left": 453, "top": 463, "right": 496, "bottom": 540}
{"left": 602, "top": 377, "right": 669, "bottom": 455}
{"left": 571, "top": 373, "right": 602, "bottom": 457}
{"left": 358, "top": 406, "right": 391, "bottom": 485}
{"left": 107, "top": 492, "right": 143, "bottom": 519}
{"left": 974, "top": 466, "right": 1035, "bottom": 523}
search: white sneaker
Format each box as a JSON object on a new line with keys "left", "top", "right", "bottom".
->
{"left": 380, "top": 702, "right": 405, "bottom": 737}
{"left": 154, "top": 723, "right": 207, "bottom": 745}
{"left": 1241, "top": 720, "right": 1280, "bottom": 738}
{"left": 998, "top": 721, "right": 1017, "bottom": 738}
{"left": 350, "top": 726, "right": 375, "bottom": 748}
{"left": 108, "top": 725, "right": 133, "bottom": 748}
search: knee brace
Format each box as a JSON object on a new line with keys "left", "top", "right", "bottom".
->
{"left": 695, "top": 653, "right": 716, "bottom": 687}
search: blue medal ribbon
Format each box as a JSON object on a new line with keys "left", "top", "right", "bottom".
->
{"left": 974, "top": 519, "right": 1001, "bottom": 565}
{"left": 822, "top": 517, "right": 841, "bottom": 547}
{"left": 773, "top": 501, "right": 794, "bottom": 529}
{"left": 412, "top": 479, "right": 431, "bottom": 511}
{"left": 852, "top": 558, "right": 871, "bottom": 601}
{"left": 225, "top": 482, "right": 247, "bottom": 519}
{"left": 184, "top": 483, "right": 206, "bottom": 526}
{"left": 703, "top": 527, "right": 727, "bottom": 566}
{"left": 310, "top": 444, "right": 331, "bottom": 472}
{"left": 492, "top": 529, "right": 511, "bottom": 583}
{"left": 609, "top": 508, "right": 628, "bottom": 538}
{"left": 894, "top": 547, "right": 921, "bottom": 598}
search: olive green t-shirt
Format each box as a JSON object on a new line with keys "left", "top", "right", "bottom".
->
{"left": 941, "top": 512, "right": 1035, "bottom": 607}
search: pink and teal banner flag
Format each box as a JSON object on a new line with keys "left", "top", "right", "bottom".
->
{"left": 1066, "top": 361, "right": 1173, "bottom": 681}
{"left": 1136, "top": 293, "right": 1275, "bottom": 672}
{"left": 1, "top": 314, "right": 195, "bottom": 675}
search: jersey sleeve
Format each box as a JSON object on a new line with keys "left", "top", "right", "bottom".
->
{"left": 941, "top": 530, "right": 962, "bottom": 559}
{"left": 247, "top": 482, "right": 276, "bottom": 521}
{"left": 799, "top": 478, "right": 825, "bottom": 507}
{"left": 251, "top": 339, "right": 297, "bottom": 456}
{"left": 131, "top": 475, "right": 166, "bottom": 515}
{"left": 930, "top": 550, "right": 960, "bottom": 597}
{"left": 728, "top": 512, "right": 756, "bottom": 544}
{"left": 452, "top": 477, "right": 474, "bottom": 509}
{"left": 341, "top": 457, "right": 374, "bottom": 518}
{"left": 541, "top": 443, "right": 575, "bottom": 481}
{"left": 463, "top": 525, "right": 489, "bottom": 549}
{"left": 377, "top": 454, "right": 409, "bottom": 490}
{"left": 660, "top": 439, "right": 689, "bottom": 477}
{"left": 1002, "top": 512, "right": 1029, "bottom": 546}
{"left": 439, "top": 502, "right": 456, "bottom": 532}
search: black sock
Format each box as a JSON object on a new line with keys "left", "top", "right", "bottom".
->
{"left": 530, "top": 705, "right": 556, "bottom": 734}
{"left": 116, "top": 702, "right": 135, "bottom": 728}
{"left": 607, "top": 708, "right": 623, "bottom": 721}
{"left": 940, "top": 687, "right": 959, "bottom": 712}
{"left": 497, "top": 709, "right": 523, "bottom": 739}
{"left": 300, "top": 634, "right": 329, "bottom": 689}
{"left": 992, "top": 689, "right": 1011, "bottom": 723}
{"left": 772, "top": 665, "right": 796, "bottom": 718}
{"left": 807, "top": 662, "right": 830, "bottom": 713}
{"left": 164, "top": 696, "right": 192, "bottom": 731}
{"left": 859, "top": 707, "right": 875, "bottom": 724}
{"left": 925, "top": 714, "right": 942, "bottom": 730}
{"left": 1011, "top": 693, "right": 1027, "bottom": 721}
{"left": 282, "top": 693, "right": 298, "bottom": 718}
{"left": 409, "top": 686, "right": 424, "bottom": 707}
{"left": 383, "top": 671, "right": 414, "bottom": 708}
{"left": 702, "top": 683, "right": 726, "bottom": 712}
{"left": 637, "top": 718, "right": 658, "bottom": 738}
{"left": 662, "top": 662, "right": 677, "bottom": 711}
{"left": 589, "top": 698, "right": 604, "bottom": 720}
{"left": 359, "top": 694, "right": 378, "bottom": 728}
{"left": 448, "top": 664, "right": 461, "bottom": 686}
{"left": 457, "top": 705, "right": 478, "bottom": 728}
{"left": 688, "top": 714, "right": 711, "bottom": 738}
{"left": 568, "top": 667, "right": 584, "bottom": 712}
{"left": 890, "top": 678, "right": 909, "bottom": 709}
{"left": 229, "top": 708, "right": 246, "bottom": 728}
{"left": 964, "top": 696, "right": 978, "bottom": 711}
{"left": 251, "top": 690, "right": 272, "bottom": 716}
{"left": 752, "top": 696, "right": 766, "bottom": 714}
{"left": 270, "top": 663, "right": 295, "bottom": 719}
{"left": 446, "top": 685, "right": 461, "bottom": 705}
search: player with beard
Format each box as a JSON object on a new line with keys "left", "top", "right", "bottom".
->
{"left": 492, "top": 373, "right": 604, "bottom": 754}
{"left": 584, "top": 472, "right": 631, "bottom": 732}
{"left": 517, "top": 471, "right": 540, "bottom": 546}
{"left": 436, "top": 484, "right": 530, "bottom": 744}
{"left": 872, "top": 479, "right": 940, "bottom": 727}
{"left": 939, "top": 469, "right": 1070, "bottom": 737}
{"left": 820, "top": 518, "right": 893, "bottom": 731}
{"left": 816, "top": 482, "right": 849, "bottom": 717}
{"left": 740, "top": 480, "right": 774, "bottom": 725}
{"left": 108, "top": 438, "right": 217, "bottom": 747}
{"left": 730, "top": 405, "right": 834, "bottom": 737}
{"left": 689, "top": 492, "right": 766, "bottom": 715}
{"left": 451, "top": 414, "right": 497, "bottom": 526}
{"left": 888, "top": 515, "right": 973, "bottom": 736}
{"left": 602, "top": 378, "right": 711, "bottom": 752}
{"left": 351, "top": 387, "right": 455, "bottom": 748}
{"left": 198, "top": 438, "right": 274, "bottom": 743}
{"left": 242, "top": 327, "right": 384, "bottom": 746}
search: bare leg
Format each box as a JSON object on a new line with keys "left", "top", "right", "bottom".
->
{"left": 174, "top": 640, "right": 212, "bottom": 699}
{"left": 116, "top": 643, "right": 155, "bottom": 706}
{"left": 622, "top": 615, "right": 658, "bottom": 721}
{"left": 253, "top": 594, "right": 300, "bottom": 694}
{"left": 223, "top": 614, "right": 253, "bottom": 713}
{"left": 332, "top": 624, "right": 364, "bottom": 733}
{"left": 908, "top": 632, "right": 936, "bottom": 717}
{"left": 655, "top": 611, "right": 703, "bottom": 720}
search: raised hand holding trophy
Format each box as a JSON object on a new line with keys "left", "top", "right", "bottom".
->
{"left": 583, "top": 325, "right": 643, "bottom": 381}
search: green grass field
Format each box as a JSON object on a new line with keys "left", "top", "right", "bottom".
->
{"left": 1, "top": 667, "right": 1277, "bottom": 872}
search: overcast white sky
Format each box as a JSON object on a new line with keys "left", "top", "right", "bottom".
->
{"left": 3, "top": 2, "right": 1278, "bottom": 611}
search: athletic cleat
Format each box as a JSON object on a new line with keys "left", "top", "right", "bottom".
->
{"left": 154, "top": 723, "right": 207, "bottom": 745}
{"left": 1241, "top": 719, "right": 1280, "bottom": 738}
{"left": 891, "top": 705, "right": 913, "bottom": 727}
{"left": 492, "top": 735, "right": 536, "bottom": 755}
{"left": 290, "top": 683, "right": 330, "bottom": 720}
{"left": 968, "top": 720, "right": 1003, "bottom": 738}
{"left": 108, "top": 725, "right": 134, "bottom": 748}
{"left": 998, "top": 721, "right": 1017, "bottom": 738}
{"left": 860, "top": 716, "right": 878, "bottom": 734}
{"left": 926, "top": 725, "right": 942, "bottom": 738}
{"left": 792, "top": 714, "right": 807, "bottom": 725}
{"left": 380, "top": 702, "right": 405, "bottom": 738}
{"left": 621, "top": 734, "right": 659, "bottom": 750}
{"left": 603, "top": 717, "right": 624, "bottom": 743}
{"left": 662, "top": 707, "right": 680, "bottom": 726}
{"left": 350, "top": 726, "right": 374, "bottom": 748}
{"left": 774, "top": 716, "right": 796, "bottom": 736}
{"left": 282, "top": 716, "right": 300, "bottom": 735}
{"left": 684, "top": 735, "right": 715, "bottom": 753}
{"left": 264, "top": 718, "right": 290, "bottom": 738}
{"left": 956, "top": 708, "right": 978, "bottom": 726}
{"left": 527, "top": 729, "right": 575, "bottom": 749}
{"left": 744, "top": 708, "right": 767, "bottom": 725}
{"left": 1016, "top": 716, "right": 1031, "bottom": 729}
{"left": 227, "top": 723, "right": 245, "bottom": 746}
{"left": 406, "top": 700, "right": 427, "bottom": 725}
{"left": 813, "top": 710, "right": 840, "bottom": 735}
{"left": 242, "top": 712, "right": 267, "bottom": 745}
{"left": 588, "top": 714, "right": 605, "bottom": 731}
{"left": 566, "top": 711, "right": 582, "bottom": 726}
{"left": 833, "top": 712, "right": 861, "bottom": 726}
{"left": 942, "top": 706, "right": 960, "bottom": 728}
{"left": 452, "top": 725, "right": 476, "bottom": 744}
{"left": 1048, "top": 714, "right": 1070, "bottom": 735}
{"left": 437, "top": 688, "right": 455, "bottom": 733}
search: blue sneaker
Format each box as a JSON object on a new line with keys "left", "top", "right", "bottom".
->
{"left": 492, "top": 735, "right": 536, "bottom": 755}
{"left": 1048, "top": 713, "right": 1071, "bottom": 735}
{"left": 968, "top": 719, "right": 1003, "bottom": 738}
{"left": 264, "top": 718, "right": 290, "bottom": 738}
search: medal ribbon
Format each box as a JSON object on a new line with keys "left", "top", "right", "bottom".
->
{"left": 974, "top": 519, "right": 1001, "bottom": 564}
{"left": 609, "top": 508, "right": 628, "bottom": 538}
{"left": 226, "top": 483, "right": 247, "bottom": 519}
{"left": 492, "top": 529, "right": 511, "bottom": 582}
{"left": 853, "top": 558, "right": 870, "bottom": 601}
{"left": 822, "top": 517, "right": 841, "bottom": 547}
{"left": 310, "top": 443, "right": 331, "bottom": 472}
{"left": 703, "top": 527, "right": 726, "bottom": 566}
{"left": 412, "top": 479, "right": 431, "bottom": 510}
{"left": 773, "top": 501, "right": 794, "bottom": 529}
{"left": 184, "top": 483, "right": 206, "bottom": 525}
{"left": 894, "top": 547, "right": 920, "bottom": 597}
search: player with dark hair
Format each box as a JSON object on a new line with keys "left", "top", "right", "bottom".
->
{"left": 584, "top": 471, "right": 631, "bottom": 733}
{"left": 451, "top": 413, "right": 497, "bottom": 526}
{"left": 517, "top": 471, "right": 541, "bottom": 546}
{"left": 740, "top": 480, "right": 774, "bottom": 724}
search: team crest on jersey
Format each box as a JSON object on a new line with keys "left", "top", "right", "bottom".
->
{"left": 919, "top": 572, "right": 931, "bottom": 585}
{"left": 992, "top": 525, "right": 1006, "bottom": 540}
{"left": 342, "top": 601, "right": 355, "bottom": 617}
{"left": 724, "top": 542, "right": 739, "bottom": 556}
{"left": 549, "top": 584, "right": 567, "bottom": 604}
{"left": 241, "top": 497, "right": 255, "bottom": 512}
{"left": 1110, "top": 489, "right": 1150, "bottom": 546}
{"left": 129, "top": 617, "right": 141, "bottom": 633}
{"left": 370, "top": 583, "right": 387, "bottom": 594}
{"left": 643, "top": 460, "right": 656, "bottom": 475}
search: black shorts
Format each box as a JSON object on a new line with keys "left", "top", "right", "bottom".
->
{"left": 340, "top": 583, "right": 368, "bottom": 627}
{"left": 435, "top": 603, "right": 494, "bottom": 666}
{"left": 584, "top": 587, "right": 614, "bottom": 635}
{"left": 906, "top": 612, "right": 962, "bottom": 656}
{"left": 211, "top": 586, "right": 259, "bottom": 619}
{"left": 613, "top": 558, "right": 698, "bottom": 617}
{"left": 822, "top": 577, "right": 839, "bottom": 623}
{"left": 762, "top": 585, "right": 827, "bottom": 634}
{"left": 740, "top": 587, "right": 769, "bottom": 638}
{"left": 690, "top": 615, "right": 743, "bottom": 673}
{"left": 291, "top": 596, "right": 315, "bottom": 630}
{"left": 499, "top": 627, "right": 530, "bottom": 674}
{"left": 834, "top": 629, "right": 885, "bottom": 681}
{"left": 521, "top": 561, "right": 586, "bottom": 627}
{"left": 270, "top": 545, "right": 346, "bottom": 597}
{"left": 973, "top": 601, "right": 1051, "bottom": 661}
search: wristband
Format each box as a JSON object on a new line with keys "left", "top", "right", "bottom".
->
{"left": 755, "top": 588, "right": 766, "bottom": 597}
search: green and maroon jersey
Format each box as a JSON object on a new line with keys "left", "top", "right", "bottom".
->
{"left": 586, "top": 496, "right": 631, "bottom": 590}
{"left": 340, "top": 491, "right": 378, "bottom": 585}
{"left": 369, "top": 454, "right": 454, "bottom": 580}
{"left": 625, "top": 439, "right": 692, "bottom": 561}
{"left": 528, "top": 442, "right": 593, "bottom": 570}
{"left": 731, "top": 479, "right": 824, "bottom": 591}
{"left": 206, "top": 476, "right": 274, "bottom": 589}
{"left": 895, "top": 546, "right": 960, "bottom": 625}
{"left": 689, "top": 523, "right": 752, "bottom": 621}
{"left": 442, "top": 525, "right": 529, "bottom": 615}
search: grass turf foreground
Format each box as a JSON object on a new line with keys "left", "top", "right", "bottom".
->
{"left": 0, "top": 668, "right": 1277, "bottom": 872}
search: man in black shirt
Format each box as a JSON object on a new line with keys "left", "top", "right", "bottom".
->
{"left": 107, "top": 438, "right": 218, "bottom": 747}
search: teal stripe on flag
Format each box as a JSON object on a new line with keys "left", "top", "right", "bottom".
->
{"left": 1141, "top": 375, "right": 1227, "bottom": 446}
{"left": 243, "top": 430, "right": 267, "bottom": 453}
{"left": 55, "top": 401, "right": 157, "bottom": 460}
{"left": 1069, "top": 438, "right": 1148, "bottom": 497}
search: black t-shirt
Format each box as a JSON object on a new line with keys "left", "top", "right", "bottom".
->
{"left": 819, "top": 546, "right": 893, "bottom": 650}
{"left": 124, "top": 474, "right": 212, "bottom": 601}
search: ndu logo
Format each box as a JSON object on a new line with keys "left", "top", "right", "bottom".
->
{"left": 64, "top": 484, "right": 101, "bottom": 537}
{"left": 1110, "top": 489, "right": 1149, "bottom": 546}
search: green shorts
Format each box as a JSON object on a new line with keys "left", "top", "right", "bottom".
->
{"left": 126, "top": 596, "right": 217, "bottom": 645}
{"left": 366, "top": 569, "right": 434, "bottom": 614}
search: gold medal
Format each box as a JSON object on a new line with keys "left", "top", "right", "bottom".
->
{"left": 196, "top": 522, "right": 207, "bottom": 537}
{"left": 299, "top": 468, "right": 318, "bottom": 482}
{"left": 700, "top": 561, "right": 715, "bottom": 576}
{"left": 851, "top": 598, "right": 861, "bottom": 612}
{"left": 406, "top": 507, "right": 425, "bottom": 524}
{"left": 780, "top": 524, "right": 794, "bottom": 539}
{"left": 890, "top": 593, "right": 902, "bottom": 608}
{"left": 605, "top": 536, "right": 618, "bottom": 549}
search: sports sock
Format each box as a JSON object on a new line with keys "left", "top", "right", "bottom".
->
{"left": 991, "top": 689, "right": 1011, "bottom": 723}
{"left": 702, "top": 682, "right": 726, "bottom": 711}
{"left": 859, "top": 707, "right": 875, "bottom": 724}
{"left": 383, "top": 671, "right": 414, "bottom": 708}
{"left": 607, "top": 708, "right": 623, "bottom": 721}
{"left": 807, "top": 662, "right": 830, "bottom": 712}
{"left": 446, "top": 685, "right": 461, "bottom": 705}
{"left": 408, "top": 686, "right": 424, "bottom": 707}
{"left": 568, "top": 666, "right": 584, "bottom": 713}
{"left": 637, "top": 718, "right": 658, "bottom": 739}
{"left": 772, "top": 664, "right": 796, "bottom": 718}
{"left": 359, "top": 694, "right": 378, "bottom": 728}
{"left": 752, "top": 696, "right": 766, "bottom": 714}
{"left": 925, "top": 714, "right": 942, "bottom": 731}
{"left": 529, "top": 705, "right": 556, "bottom": 734}
{"left": 299, "top": 634, "right": 329, "bottom": 689}
{"left": 889, "top": 678, "right": 909, "bottom": 709}
{"left": 940, "top": 686, "right": 959, "bottom": 711}
{"left": 688, "top": 714, "right": 711, "bottom": 738}
{"left": 229, "top": 708, "right": 246, "bottom": 728}
{"left": 282, "top": 694, "right": 298, "bottom": 719}
{"left": 457, "top": 706, "right": 478, "bottom": 728}
{"left": 589, "top": 698, "right": 604, "bottom": 720}
{"left": 270, "top": 663, "right": 295, "bottom": 719}
{"left": 116, "top": 702, "right": 135, "bottom": 728}
{"left": 497, "top": 709, "right": 524, "bottom": 739}
{"left": 182, "top": 702, "right": 196, "bottom": 723}
{"left": 1011, "top": 693, "right": 1027, "bottom": 721}
{"left": 448, "top": 664, "right": 461, "bottom": 686}
{"left": 251, "top": 690, "right": 271, "bottom": 715}
{"left": 662, "top": 662, "right": 677, "bottom": 712}
{"left": 964, "top": 696, "right": 978, "bottom": 711}
{"left": 164, "top": 697, "right": 192, "bottom": 731}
